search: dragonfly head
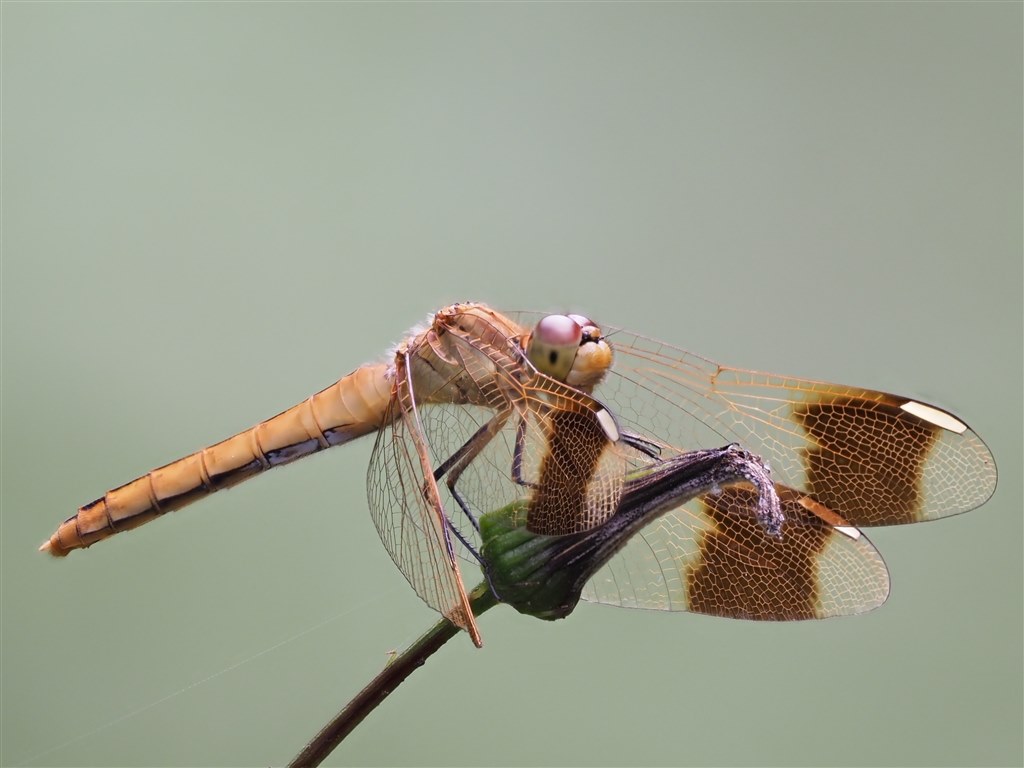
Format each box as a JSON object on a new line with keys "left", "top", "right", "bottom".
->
{"left": 526, "top": 313, "right": 613, "bottom": 390}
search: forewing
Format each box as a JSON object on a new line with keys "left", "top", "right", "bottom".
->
{"left": 581, "top": 483, "right": 890, "bottom": 620}
{"left": 520, "top": 382, "right": 632, "bottom": 536}
{"left": 596, "top": 328, "right": 997, "bottom": 526}
{"left": 367, "top": 384, "right": 478, "bottom": 640}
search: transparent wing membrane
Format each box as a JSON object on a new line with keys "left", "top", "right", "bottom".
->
{"left": 367, "top": 369, "right": 480, "bottom": 643}
{"left": 582, "top": 484, "right": 890, "bottom": 620}
{"left": 501, "top": 312, "right": 995, "bottom": 621}
{"left": 52, "top": 304, "right": 993, "bottom": 638}
{"left": 370, "top": 308, "right": 996, "bottom": 629}
{"left": 585, "top": 326, "right": 997, "bottom": 526}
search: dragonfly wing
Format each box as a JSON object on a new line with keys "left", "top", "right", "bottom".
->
{"left": 597, "top": 328, "right": 997, "bottom": 526}
{"left": 367, "top": 368, "right": 480, "bottom": 645}
{"left": 519, "top": 391, "right": 632, "bottom": 536}
{"left": 581, "top": 483, "right": 890, "bottom": 620}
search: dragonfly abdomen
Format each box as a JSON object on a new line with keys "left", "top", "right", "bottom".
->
{"left": 41, "top": 363, "right": 393, "bottom": 556}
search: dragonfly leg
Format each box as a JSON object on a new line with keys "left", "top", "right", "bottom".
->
{"left": 445, "top": 517, "right": 485, "bottom": 566}
{"left": 431, "top": 410, "right": 512, "bottom": 534}
{"left": 511, "top": 416, "right": 540, "bottom": 489}
{"left": 437, "top": 520, "right": 506, "bottom": 601}
{"left": 618, "top": 429, "right": 662, "bottom": 459}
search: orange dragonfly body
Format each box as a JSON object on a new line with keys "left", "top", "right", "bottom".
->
{"left": 42, "top": 303, "right": 997, "bottom": 645}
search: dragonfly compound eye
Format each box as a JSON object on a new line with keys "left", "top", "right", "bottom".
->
{"left": 567, "top": 313, "right": 594, "bottom": 329}
{"left": 528, "top": 314, "right": 583, "bottom": 381}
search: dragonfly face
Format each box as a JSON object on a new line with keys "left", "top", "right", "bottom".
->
{"left": 43, "top": 302, "right": 997, "bottom": 647}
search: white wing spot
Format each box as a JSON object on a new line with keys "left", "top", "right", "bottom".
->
{"left": 595, "top": 408, "right": 620, "bottom": 442}
{"left": 900, "top": 400, "right": 968, "bottom": 434}
{"left": 835, "top": 525, "right": 862, "bottom": 540}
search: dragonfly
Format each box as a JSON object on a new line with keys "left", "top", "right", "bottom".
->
{"left": 41, "top": 302, "right": 997, "bottom": 646}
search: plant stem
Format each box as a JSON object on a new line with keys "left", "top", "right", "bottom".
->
{"left": 287, "top": 583, "right": 498, "bottom": 768}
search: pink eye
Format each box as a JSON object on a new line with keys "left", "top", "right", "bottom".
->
{"left": 535, "top": 314, "right": 583, "bottom": 347}
{"left": 567, "top": 314, "right": 593, "bottom": 329}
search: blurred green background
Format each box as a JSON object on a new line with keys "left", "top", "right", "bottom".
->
{"left": 3, "top": 3, "right": 1021, "bottom": 767}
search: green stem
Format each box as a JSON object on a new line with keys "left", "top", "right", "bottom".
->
{"left": 287, "top": 583, "right": 498, "bottom": 768}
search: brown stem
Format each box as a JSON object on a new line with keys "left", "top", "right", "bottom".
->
{"left": 287, "top": 583, "right": 497, "bottom": 768}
